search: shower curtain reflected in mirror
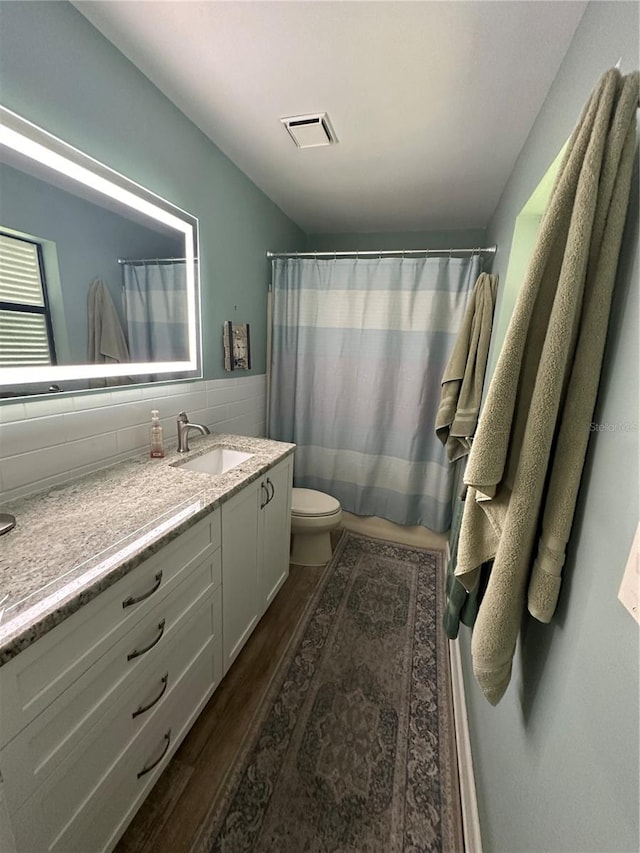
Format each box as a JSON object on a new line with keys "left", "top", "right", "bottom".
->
{"left": 268, "top": 254, "right": 481, "bottom": 533}
{"left": 122, "top": 260, "right": 189, "bottom": 383}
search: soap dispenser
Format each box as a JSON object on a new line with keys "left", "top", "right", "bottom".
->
{"left": 150, "top": 410, "right": 165, "bottom": 458}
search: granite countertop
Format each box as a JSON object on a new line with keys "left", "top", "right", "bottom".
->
{"left": 0, "top": 434, "right": 294, "bottom": 667}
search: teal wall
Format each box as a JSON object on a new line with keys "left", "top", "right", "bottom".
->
{"left": 0, "top": 1, "right": 306, "bottom": 379}
{"left": 462, "top": 3, "right": 640, "bottom": 851}
{"left": 306, "top": 228, "right": 487, "bottom": 252}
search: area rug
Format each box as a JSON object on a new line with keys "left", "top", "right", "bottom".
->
{"left": 194, "top": 531, "right": 462, "bottom": 853}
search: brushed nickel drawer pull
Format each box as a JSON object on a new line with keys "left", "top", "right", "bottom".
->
{"left": 132, "top": 673, "right": 169, "bottom": 719}
{"left": 137, "top": 729, "right": 171, "bottom": 779}
{"left": 127, "top": 619, "right": 166, "bottom": 661}
{"left": 122, "top": 571, "right": 163, "bottom": 608}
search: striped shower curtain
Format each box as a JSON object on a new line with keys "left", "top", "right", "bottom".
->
{"left": 122, "top": 261, "right": 189, "bottom": 362}
{"left": 268, "top": 254, "right": 481, "bottom": 532}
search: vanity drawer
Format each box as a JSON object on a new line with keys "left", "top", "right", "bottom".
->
{"left": 1, "top": 556, "right": 222, "bottom": 814}
{"left": 0, "top": 509, "right": 220, "bottom": 746}
{"left": 9, "top": 630, "right": 219, "bottom": 853}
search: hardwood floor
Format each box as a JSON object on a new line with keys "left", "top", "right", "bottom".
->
{"left": 116, "top": 562, "right": 325, "bottom": 853}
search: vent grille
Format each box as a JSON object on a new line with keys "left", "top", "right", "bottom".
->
{"left": 280, "top": 112, "right": 338, "bottom": 148}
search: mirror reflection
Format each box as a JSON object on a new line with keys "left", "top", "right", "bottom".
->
{"left": 0, "top": 106, "right": 201, "bottom": 398}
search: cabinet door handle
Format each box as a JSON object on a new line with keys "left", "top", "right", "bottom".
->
{"left": 122, "top": 571, "right": 163, "bottom": 608}
{"left": 260, "top": 481, "right": 269, "bottom": 509}
{"left": 132, "top": 672, "right": 169, "bottom": 719}
{"left": 127, "top": 619, "right": 166, "bottom": 661}
{"left": 266, "top": 477, "right": 275, "bottom": 504}
{"left": 136, "top": 729, "right": 171, "bottom": 779}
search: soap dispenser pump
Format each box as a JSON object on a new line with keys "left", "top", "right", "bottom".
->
{"left": 150, "top": 410, "right": 165, "bottom": 458}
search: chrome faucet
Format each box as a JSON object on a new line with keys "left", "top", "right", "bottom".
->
{"left": 176, "top": 411, "right": 211, "bottom": 453}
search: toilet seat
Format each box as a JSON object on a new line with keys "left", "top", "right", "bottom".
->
{"left": 291, "top": 488, "right": 341, "bottom": 518}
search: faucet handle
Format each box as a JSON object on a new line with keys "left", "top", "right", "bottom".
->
{"left": 177, "top": 411, "right": 189, "bottom": 423}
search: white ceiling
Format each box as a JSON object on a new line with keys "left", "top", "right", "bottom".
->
{"left": 74, "top": 1, "right": 587, "bottom": 235}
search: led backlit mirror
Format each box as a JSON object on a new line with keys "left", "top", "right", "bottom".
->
{"left": 0, "top": 105, "right": 202, "bottom": 398}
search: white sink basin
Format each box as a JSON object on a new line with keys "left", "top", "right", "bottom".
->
{"left": 179, "top": 447, "right": 253, "bottom": 475}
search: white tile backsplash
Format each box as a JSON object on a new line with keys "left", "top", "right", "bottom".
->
{"left": 166, "top": 390, "right": 208, "bottom": 415}
{"left": 2, "top": 433, "right": 119, "bottom": 492}
{"left": 70, "top": 391, "right": 115, "bottom": 411}
{"left": 0, "top": 414, "right": 68, "bottom": 458}
{"left": 0, "top": 376, "right": 267, "bottom": 502}
{"left": 115, "top": 423, "right": 151, "bottom": 455}
{"left": 188, "top": 404, "right": 230, "bottom": 429}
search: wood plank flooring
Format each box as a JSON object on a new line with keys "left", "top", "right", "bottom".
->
{"left": 116, "top": 562, "right": 325, "bottom": 853}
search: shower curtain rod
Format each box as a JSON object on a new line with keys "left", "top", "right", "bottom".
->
{"left": 117, "top": 257, "right": 198, "bottom": 264}
{"left": 266, "top": 245, "right": 496, "bottom": 259}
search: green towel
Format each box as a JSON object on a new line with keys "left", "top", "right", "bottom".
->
{"left": 456, "top": 68, "right": 639, "bottom": 705}
{"left": 436, "top": 272, "right": 498, "bottom": 462}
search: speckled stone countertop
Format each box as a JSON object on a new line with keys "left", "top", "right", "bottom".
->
{"left": 0, "top": 434, "right": 294, "bottom": 667}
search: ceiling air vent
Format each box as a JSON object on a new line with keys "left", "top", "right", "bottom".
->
{"left": 280, "top": 112, "right": 338, "bottom": 149}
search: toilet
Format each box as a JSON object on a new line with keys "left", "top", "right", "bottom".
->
{"left": 290, "top": 488, "right": 342, "bottom": 566}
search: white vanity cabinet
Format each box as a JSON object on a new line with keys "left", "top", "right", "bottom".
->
{"left": 0, "top": 510, "right": 223, "bottom": 853}
{"left": 0, "top": 448, "right": 295, "bottom": 853}
{"left": 221, "top": 455, "right": 293, "bottom": 674}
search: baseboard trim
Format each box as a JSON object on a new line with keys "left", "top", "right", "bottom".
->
{"left": 449, "top": 636, "right": 483, "bottom": 853}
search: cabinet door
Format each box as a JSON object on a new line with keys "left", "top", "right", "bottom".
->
{"left": 221, "top": 481, "right": 261, "bottom": 674}
{"left": 261, "top": 457, "right": 293, "bottom": 612}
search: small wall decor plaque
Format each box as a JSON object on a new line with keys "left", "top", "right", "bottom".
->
{"left": 223, "top": 321, "right": 251, "bottom": 371}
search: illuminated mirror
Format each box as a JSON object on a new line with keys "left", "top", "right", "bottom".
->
{"left": 0, "top": 105, "right": 202, "bottom": 398}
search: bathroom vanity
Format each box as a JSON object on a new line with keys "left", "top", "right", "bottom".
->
{"left": 0, "top": 435, "right": 294, "bottom": 853}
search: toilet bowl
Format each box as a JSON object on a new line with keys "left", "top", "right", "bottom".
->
{"left": 291, "top": 488, "right": 342, "bottom": 566}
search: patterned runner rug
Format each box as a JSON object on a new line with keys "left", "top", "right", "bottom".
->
{"left": 194, "top": 531, "right": 462, "bottom": 853}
